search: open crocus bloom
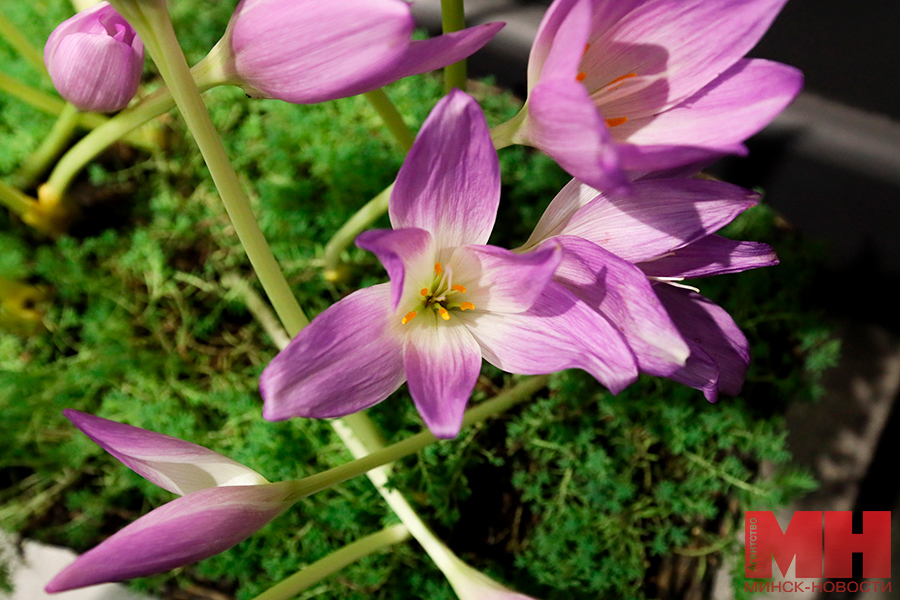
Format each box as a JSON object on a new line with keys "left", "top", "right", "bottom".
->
{"left": 260, "top": 90, "right": 639, "bottom": 439}
{"left": 197, "top": 0, "right": 503, "bottom": 104}
{"left": 520, "top": 177, "right": 778, "bottom": 400}
{"left": 46, "top": 410, "right": 297, "bottom": 592}
{"left": 499, "top": 0, "right": 802, "bottom": 191}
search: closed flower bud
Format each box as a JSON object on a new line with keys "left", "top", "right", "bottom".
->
{"left": 44, "top": 1, "right": 144, "bottom": 112}
{"left": 196, "top": 0, "right": 503, "bottom": 104}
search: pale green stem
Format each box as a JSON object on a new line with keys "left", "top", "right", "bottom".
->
{"left": 249, "top": 524, "right": 410, "bottom": 600}
{"left": 440, "top": 0, "right": 467, "bottom": 93}
{"left": 0, "top": 70, "right": 65, "bottom": 114}
{"left": 322, "top": 183, "right": 393, "bottom": 282}
{"left": 107, "top": 0, "right": 308, "bottom": 335}
{"left": 43, "top": 83, "right": 190, "bottom": 200}
{"left": 0, "top": 178, "right": 36, "bottom": 217}
{"left": 364, "top": 89, "right": 415, "bottom": 152}
{"left": 330, "top": 375, "right": 550, "bottom": 580}
{"left": 15, "top": 103, "right": 81, "bottom": 188}
{"left": 0, "top": 71, "right": 156, "bottom": 151}
{"left": 489, "top": 104, "right": 528, "bottom": 150}
{"left": 0, "top": 10, "right": 48, "bottom": 77}
{"left": 284, "top": 375, "right": 548, "bottom": 502}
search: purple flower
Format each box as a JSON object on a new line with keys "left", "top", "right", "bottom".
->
{"left": 260, "top": 90, "right": 638, "bottom": 439}
{"left": 44, "top": 2, "right": 144, "bottom": 112}
{"left": 501, "top": 0, "right": 802, "bottom": 191}
{"left": 520, "top": 177, "right": 778, "bottom": 400}
{"left": 201, "top": 0, "right": 503, "bottom": 104}
{"left": 46, "top": 410, "right": 296, "bottom": 593}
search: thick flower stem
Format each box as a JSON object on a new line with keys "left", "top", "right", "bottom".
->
{"left": 0, "top": 72, "right": 157, "bottom": 151}
{"left": 440, "top": 0, "right": 468, "bottom": 93}
{"left": 364, "top": 89, "right": 415, "bottom": 152}
{"left": 0, "top": 10, "right": 48, "bottom": 77}
{"left": 107, "top": 0, "right": 308, "bottom": 335}
{"left": 15, "top": 103, "right": 80, "bottom": 188}
{"left": 322, "top": 183, "right": 393, "bottom": 282}
{"left": 43, "top": 84, "right": 185, "bottom": 201}
{"left": 290, "top": 375, "right": 549, "bottom": 502}
{"left": 489, "top": 104, "right": 528, "bottom": 150}
{"left": 0, "top": 178, "right": 36, "bottom": 217}
{"left": 330, "top": 375, "right": 550, "bottom": 579}
{"left": 0, "top": 71, "right": 66, "bottom": 115}
{"left": 249, "top": 524, "right": 410, "bottom": 600}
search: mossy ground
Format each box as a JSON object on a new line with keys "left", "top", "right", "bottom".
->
{"left": 1, "top": 2, "right": 834, "bottom": 599}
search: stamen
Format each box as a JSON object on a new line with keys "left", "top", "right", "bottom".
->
{"left": 576, "top": 72, "right": 587, "bottom": 82}
{"left": 438, "top": 306, "right": 450, "bottom": 321}
{"left": 605, "top": 117, "right": 628, "bottom": 128}
{"left": 583, "top": 43, "right": 590, "bottom": 56}
{"left": 451, "top": 284, "right": 467, "bottom": 294}
{"left": 607, "top": 72, "right": 637, "bottom": 87}
{"left": 420, "top": 288, "right": 429, "bottom": 296}
{"left": 401, "top": 311, "right": 418, "bottom": 325}
{"left": 460, "top": 302, "right": 475, "bottom": 311}
{"left": 434, "top": 263, "right": 443, "bottom": 275}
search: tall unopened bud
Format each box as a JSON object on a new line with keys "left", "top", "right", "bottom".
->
{"left": 195, "top": 0, "right": 503, "bottom": 104}
{"left": 44, "top": 2, "right": 144, "bottom": 112}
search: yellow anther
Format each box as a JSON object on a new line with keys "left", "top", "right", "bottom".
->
{"left": 605, "top": 117, "right": 628, "bottom": 128}
{"left": 401, "top": 311, "right": 418, "bottom": 325}
{"left": 438, "top": 306, "right": 450, "bottom": 321}
{"left": 460, "top": 302, "right": 475, "bottom": 311}
{"left": 420, "top": 288, "right": 429, "bottom": 296}
{"left": 434, "top": 262, "right": 443, "bottom": 275}
{"left": 451, "top": 284, "right": 467, "bottom": 294}
{"left": 576, "top": 72, "right": 587, "bottom": 82}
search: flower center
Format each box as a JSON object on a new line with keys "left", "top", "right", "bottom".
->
{"left": 401, "top": 262, "right": 475, "bottom": 325}
{"left": 575, "top": 44, "right": 637, "bottom": 129}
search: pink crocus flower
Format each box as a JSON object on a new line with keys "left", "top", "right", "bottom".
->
{"left": 494, "top": 0, "right": 803, "bottom": 191}
{"left": 260, "top": 90, "right": 639, "bottom": 439}
{"left": 46, "top": 410, "right": 298, "bottom": 593}
{"left": 520, "top": 177, "right": 778, "bottom": 400}
{"left": 198, "top": 0, "right": 503, "bottom": 104}
{"left": 44, "top": 2, "right": 144, "bottom": 112}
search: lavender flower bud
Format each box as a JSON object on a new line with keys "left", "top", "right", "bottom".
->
{"left": 44, "top": 2, "right": 144, "bottom": 112}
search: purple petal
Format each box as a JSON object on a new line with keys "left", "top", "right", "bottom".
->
{"left": 548, "top": 236, "right": 689, "bottom": 376}
{"left": 654, "top": 284, "right": 750, "bottom": 401}
{"left": 390, "top": 90, "right": 500, "bottom": 248}
{"left": 403, "top": 319, "right": 482, "bottom": 439}
{"left": 64, "top": 410, "right": 267, "bottom": 496}
{"left": 356, "top": 228, "right": 435, "bottom": 312}
{"left": 449, "top": 244, "right": 561, "bottom": 314}
{"left": 228, "top": 0, "right": 413, "bottom": 104}
{"left": 384, "top": 22, "right": 505, "bottom": 84}
{"left": 556, "top": 178, "right": 759, "bottom": 263}
{"left": 45, "top": 483, "right": 295, "bottom": 592}
{"left": 527, "top": 0, "right": 592, "bottom": 87}
{"left": 639, "top": 235, "right": 779, "bottom": 279}
{"left": 524, "top": 79, "right": 629, "bottom": 192}
{"left": 615, "top": 60, "right": 803, "bottom": 172}
{"left": 523, "top": 178, "right": 601, "bottom": 247}
{"left": 260, "top": 284, "right": 406, "bottom": 420}
{"left": 461, "top": 282, "right": 638, "bottom": 393}
{"left": 586, "top": 0, "right": 790, "bottom": 117}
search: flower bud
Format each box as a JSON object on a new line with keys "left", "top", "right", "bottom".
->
{"left": 196, "top": 0, "right": 503, "bottom": 104}
{"left": 44, "top": 2, "right": 144, "bottom": 112}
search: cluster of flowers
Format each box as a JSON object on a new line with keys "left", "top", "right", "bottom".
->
{"left": 43, "top": 0, "right": 801, "bottom": 596}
